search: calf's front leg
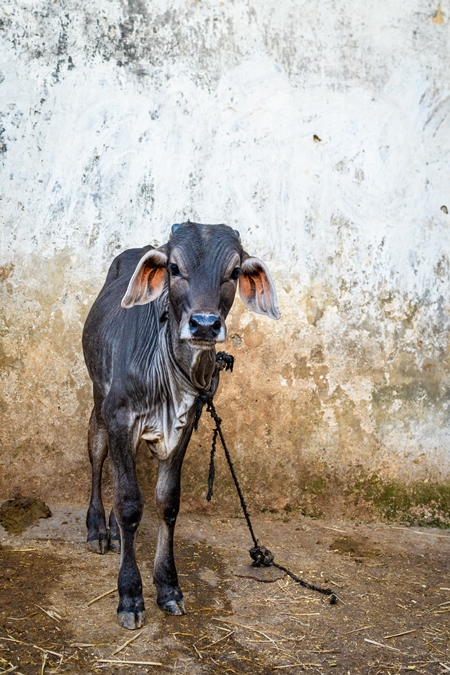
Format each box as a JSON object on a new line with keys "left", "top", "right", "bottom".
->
{"left": 106, "top": 409, "right": 144, "bottom": 630}
{"left": 153, "top": 440, "right": 189, "bottom": 616}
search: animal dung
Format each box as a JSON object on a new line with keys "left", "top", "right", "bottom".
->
{"left": 0, "top": 493, "right": 52, "bottom": 535}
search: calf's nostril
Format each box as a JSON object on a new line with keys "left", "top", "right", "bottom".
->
{"left": 212, "top": 320, "right": 221, "bottom": 336}
{"left": 189, "top": 317, "right": 199, "bottom": 333}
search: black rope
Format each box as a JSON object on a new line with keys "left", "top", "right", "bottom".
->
{"left": 206, "top": 427, "right": 218, "bottom": 501}
{"left": 199, "top": 388, "right": 337, "bottom": 605}
{"left": 203, "top": 396, "right": 259, "bottom": 547}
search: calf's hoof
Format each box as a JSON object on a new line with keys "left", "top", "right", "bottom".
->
{"left": 118, "top": 610, "right": 145, "bottom": 630}
{"left": 158, "top": 598, "right": 186, "bottom": 615}
{"left": 108, "top": 535, "right": 121, "bottom": 553}
{"left": 87, "top": 536, "right": 108, "bottom": 555}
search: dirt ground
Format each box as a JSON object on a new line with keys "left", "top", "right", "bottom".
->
{"left": 0, "top": 505, "right": 449, "bottom": 674}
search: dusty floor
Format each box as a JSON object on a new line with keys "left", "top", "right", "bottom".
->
{"left": 0, "top": 506, "right": 449, "bottom": 674}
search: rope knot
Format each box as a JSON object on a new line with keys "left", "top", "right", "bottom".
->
{"left": 194, "top": 390, "right": 212, "bottom": 430}
{"left": 216, "top": 351, "right": 234, "bottom": 372}
{"left": 249, "top": 545, "right": 274, "bottom": 567}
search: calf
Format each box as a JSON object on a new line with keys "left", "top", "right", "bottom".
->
{"left": 82, "top": 221, "right": 280, "bottom": 629}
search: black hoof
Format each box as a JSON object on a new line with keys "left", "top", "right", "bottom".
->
{"left": 109, "top": 535, "right": 121, "bottom": 553}
{"left": 158, "top": 598, "right": 186, "bottom": 615}
{"left": 87, "top": 536, "right": 108, "bottom": 554}
{"left": 118, "top": 610, "right": 145, "bottom": 630}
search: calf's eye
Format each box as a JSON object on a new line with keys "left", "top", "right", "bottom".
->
{"left": 230, "top": 267, "right": 242, "bottom": 281}
{"left": 168, "top": 263, "right": 181, "bottom": 277}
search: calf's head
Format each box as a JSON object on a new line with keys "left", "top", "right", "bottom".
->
{"left": 121, "top": 222, "right": 280, "bottom": 348}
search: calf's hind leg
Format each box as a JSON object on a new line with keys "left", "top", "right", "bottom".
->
{"left": 108, "top": 507, "right": 121, "bottom": 552}
{"left": 86, "top": 406, "right": 109, "bottom": 554}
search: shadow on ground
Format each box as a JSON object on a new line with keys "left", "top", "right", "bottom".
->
{"left": 1, "top": 507, "right": 449, "bottom": 674}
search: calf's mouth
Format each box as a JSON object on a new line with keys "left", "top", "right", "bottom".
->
{"left": 187, "top": 337, "right": 218, "bottom": 350}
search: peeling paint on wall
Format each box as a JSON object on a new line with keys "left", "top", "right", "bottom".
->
{"left": 1, "top": 0, "right": 449, "bottom": 524}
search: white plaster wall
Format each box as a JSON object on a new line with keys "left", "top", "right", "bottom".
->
{"left": 0, "top": 0, "right": 449, "bottom": 516}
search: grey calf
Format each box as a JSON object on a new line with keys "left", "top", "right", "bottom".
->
{"left": 82, "top": 222, "right": 280, "bottom": 629}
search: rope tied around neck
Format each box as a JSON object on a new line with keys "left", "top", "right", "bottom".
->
{"left": 196, "top": 380, "right": 337, "bottom": 605}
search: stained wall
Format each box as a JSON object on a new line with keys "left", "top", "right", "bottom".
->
{"left": 1, "top": 0, "right": 449, "bottom": 523}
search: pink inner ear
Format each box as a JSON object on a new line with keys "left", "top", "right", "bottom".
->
{"left": 140, "top": 265, "right": 167, "bottom": 301}
{"left": 240, "top": 272, "right": 263, "bottom": 305}
{"left": 122, "top": 250, "right": 168, "bottom": 308}
{"left": 239, "top": 257, "right": 280, "bottom": 319}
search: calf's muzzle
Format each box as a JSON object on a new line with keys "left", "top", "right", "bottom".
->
{"left": 186, "top": 312, "right": 225, "bottom": 343}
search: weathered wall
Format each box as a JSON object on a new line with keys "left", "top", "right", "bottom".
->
{"left": 1, "top": 0, "right": 449, "bottom": 524}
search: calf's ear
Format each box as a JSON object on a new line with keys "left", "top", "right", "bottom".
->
{"left": 238, "top": 256, "right": 281, "bottom": 320}
{"left": 121, "top": 248, "right": 168, "bottom": 308}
